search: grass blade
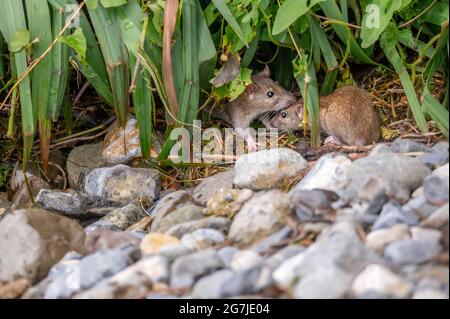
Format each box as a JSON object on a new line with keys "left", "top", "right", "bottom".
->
{"left": 211, "top": 0, "right": 249, "bottom": 48}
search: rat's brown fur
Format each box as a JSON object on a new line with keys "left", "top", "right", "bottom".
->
{"left": 209, "top": 66, "right": 296, "bottom": 131}
{"left": 267, "top": 86, "right": 381, "bottom": 146}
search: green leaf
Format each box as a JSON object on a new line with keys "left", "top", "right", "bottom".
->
{"left": 360, "top": 0, "right": 403, "bottom": 49}
{"left": 9, "top": 29, "right": 30, "bottom": 53}
{"left": 100, "top": 0, "right": 128, "bottom": 8}
{"left": 211, "top": 0, "right": 249, "bottom": 47}
{"left": 273, "top": 0, "right": 324, "bottom": 35}
{"left": 58, "top": 28, "right": 87, "bottom": 61}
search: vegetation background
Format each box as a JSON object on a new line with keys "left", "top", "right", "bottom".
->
{"left": 0, "top": 0, "right": 448, "bottom": 189}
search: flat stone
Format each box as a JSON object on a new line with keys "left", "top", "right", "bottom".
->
{"left": 228, "top": 190, "right": 293, "bottom": 247}
{"left": 384, "top": 239, "right": 442, "bottom": 266}
{"left": 97, "top": 204, "right": 145, "bottom": 230}
{"left": 0, "top": 209, "right": 85, "bottom": 284}
{"left": 390, "top": 138, "right": 433, "bottom": 153}
{"left": 66, "top": 143, "right": 107, "bottom": 189}
{"left": 192, "top": 170, "right": 236, "bottom": 205}
{"left": 166, "top": 217, "right": 231, "bottom": 238}
{"left": 290, "top": 189, "right": 339, "bottom": 210}
{"left": 85, "top": 229, "right": 140, "bottom": 254}
{"left": 140, "top": 233, "right": 180, "bottom": 255}
{"left": 291, "top": 154, "right": 351, "bottom": 193}
{"left": 170, "top": 249, "right": 224, "bottom": 289}
{"left": 180, "top": 228, "right": 225, "bottom": 251}
{"left": 35, "top": 189, "right": 90, "bottom": 217}
{"left": 345, "top": 154, "right": 431, "bottom": 195}
{"left": 351, "top": 264, "right": 413, "bottom": 298}
{"left": 366, "top": 224, "right": 411, "bottom": 254}
{"left": 81, "top": 165, "right": 161, "bottom": 206}
{"left": 234, "top": 148, "right": 308, "bottom": 191}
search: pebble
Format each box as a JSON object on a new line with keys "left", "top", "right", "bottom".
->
{"left": 365, "top": 224, "right": 411, "bottom": 254}
{"left": 191, "top": 269, "right": 234, "bottom": 299}
{"left": 11, "top": 176, "right": 50, "bottom": 210}
{"left": 180, "top": 228, "right": 225, "bottom": 251}
{"left": 204, "top": 188, "right": 253, "bottom": 219}
{"left": 151, "top": 203, "right": 204, "bottom": 233}
{"left": 390, "top": 138, "right": 433, "bottom": 153}
{"left": 192, "top": 170, "right": 236, "bottom": 205}
{"left": 228, "top": 190, "right": 292, "bottom": 247}
{"left": 35, "top": 189, "right": 89, "bottom": 217}
{"left": 170, "top": 249, "right": 224, "bottom": 289}
{"left": 423, "top": 166, "right": 449, "bottom": 206}
{"left": 140, "top": 233, "right": 180, "bottom": 255}
{"left": 0, "top": 209, "right": 85, "bottom": 284}
{"left": 82, "top": 165, "right": 161, "bottom": 206}
{"left": 420, "top": 203, "right": 449, "bottom": 228}
{"left": 230, "top": 250, "right": 264, "bottom": 272}
{"left": 217, "top": 247, "right": 239, "bottom": 268}
{"left": 66, "top": 143, "right": 108, "bottom": 189}
{"left": 404, "top": 196, "right": 440, "bottom": 220}
{"left": 44, "top": 245, "right": 140, "bottom": 299}
{"left": 372, "top": 203, "right": 418, "bottom": 231}
{"left": 410, "top": 226, "right": 442, "bottom": 243}
{"left": 251, "top": 226, "right": 292, "bottom": 254}
{"left": 166, "top": 217, "right": 231, "bottom": 238}
{"left": 384, "top": 239, "right": 442, "bottom": 266}
{"left": 291, "top": 154, "right": 351, "bottom": 193}
{"left": 351, "top": 264, "right": 413, "bottom": 298}
{"left": 84, "top": 229, "right": 140, "bottom": 254}
{"left": 73, "top": 255, "right": 169, "bottom": 299}
{"left": 234, "top": 148, "right": 308, "bottom": 191}
{"left": 97, "top": 204, "right": 145, "bottom": 230}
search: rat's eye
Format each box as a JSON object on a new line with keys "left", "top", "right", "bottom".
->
{"left": 267, "top": 91, "right": 275, "bottom": 98}
{"left": 281, "top": 112, "right": 287, "bottom": 118}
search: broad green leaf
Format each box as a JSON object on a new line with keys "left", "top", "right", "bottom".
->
{"left": 9, "top": 29, "right": 30, "bottom": 53}
{"left": 211, "top": 0, "right": 249, "bottom": 47}
{"left": 360, "top": 0, "right": 403, "bottom": 49}
{"left": 100, "top": 0, "right": 128, "bottom": 8}
{"left": 273, "top": 0, "right": 324, "bottom": 35}
{"left": 58, "top": 28, "right": 87, "bottom": 61}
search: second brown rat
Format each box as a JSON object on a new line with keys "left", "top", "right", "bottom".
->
{"left": 208, "top": 66, "right": 296, "bottom": 150}
{"left": 264, "top": 85, "right": 381, "bottom": 146}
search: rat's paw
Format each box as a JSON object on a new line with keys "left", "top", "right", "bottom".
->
{"left": 247, "top": 140, "right": 260, "bottom": 152}
{"left": 324, "top": 135, "right": 343, "bottom": 146}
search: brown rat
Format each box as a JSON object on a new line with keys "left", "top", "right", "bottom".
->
{"left": 264, "top": 85, "right": 381, "bottom": 146}
{"left": 208, "top": 66, "right": 296, "bottom": 150}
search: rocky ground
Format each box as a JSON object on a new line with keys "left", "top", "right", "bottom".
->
{"left": 0, "top": 130, "right": 448, "bottom": 299}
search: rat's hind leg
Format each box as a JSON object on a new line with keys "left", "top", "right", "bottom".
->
{"left": 235, "top": 128, "right": 261, "bottom": 152}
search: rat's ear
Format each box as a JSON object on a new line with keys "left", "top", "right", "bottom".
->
{"left": 259, "top": 65, "right": 271, "bottom": 78}
{"left": 245, "top": 83, "right": 255, "bottom": 96}
{"left": 295, "top": 101, "right": 304, "bottom": 118}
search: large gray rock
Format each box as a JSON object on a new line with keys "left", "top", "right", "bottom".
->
{"left": 84, "top": 229, "right": 141, "bottom": 254}
{"left": 66, "top": 143, "right": 107, "bottom": 189}
{"left": 180, "top": 228, "right": 225, "bottom": 251}
{"left": 228, "top": 190, "right": 293, "bottom": 247}
{"left": 192, "top": 170, "right": 236, "bottom": 205}
{"left": 291, "top": 154, "right": 351, "bottom": 193}
{"left": 81, "top": 165, "right": 161, "bottom": 206}
{"left": 44, "top": 245, "right": 140, "bottom": 299}
{"left": 345, "top": 154, "right": 431, "bottom": 195}
{"left": 191, "top": 269, "right": 234, "bottom": 299}
{"left": 372, "top": 203, "right": 419, "bottom": 231}
{"left": 151, "top": 203, "right": 204, "bottom": 233}
{"left": 0, "top": 209, "right": 85, "bottom": 284}
{"left": 234, "top": 148, "right": 308, "bottom": 191}
{"left": 170, "top": 249, "right": 224, "bottom": 289}
{"left": 423, "top": 164, "right": 449, "bottom": 206}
